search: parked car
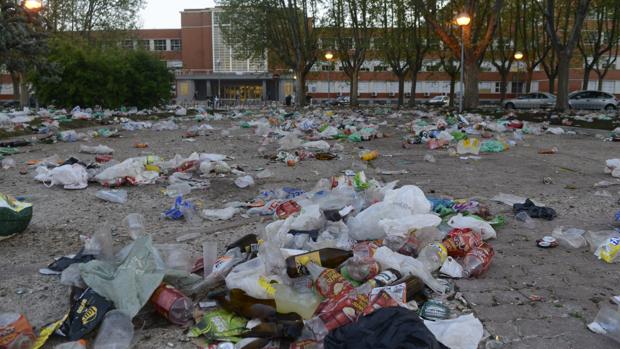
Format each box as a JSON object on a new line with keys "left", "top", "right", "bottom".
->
{"left": 568, "top": 90, "right": 618, "bottom": 111}
{"left": 426, "top": 95, "right": 450, "bottom": 106}
{"left": 503, "top": 92, "right": 556, "bottom": 110}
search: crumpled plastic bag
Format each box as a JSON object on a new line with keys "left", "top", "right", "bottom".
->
{"left": 347, "top": 202, "right": 412, "bottom": 240}
{"left": 278, "top": 133, "right": 303, "bottom": 150}
{"left": 34, "top": 164, "right": 88, "bottom": 190}
{"left": 225, "top": 257, "right": 282, "bottom": 300}
{"left": 302, "top": 140, "right": 330, "bottom": 152}
{"left": 79, "top": 236, "right": 165, "bottom": 318}
{"left": 378, "top": 214, "right": 442, "bottom": 237}
{"left": 94, "top": 157, "right": 158, "bottom": 185}
{"left": 605, "top": 159, "right": 620, "bottom": 178}
{"left": 202, "top": 207, "right": 239, "bottom": 221}
{"left": 448, "top": 214, "right": 497, "bottom": 240}
{"left": 424, "top": 314, "right": 483, "bottom": 349}
{"left": 290, "top": 204, "right": 325, "bottom": 231}
{"left": 383, "top": 185, "right": 432, "bottom": 215}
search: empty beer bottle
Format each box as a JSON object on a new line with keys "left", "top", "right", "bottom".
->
{"left": 208, "top": 289, "right": 301, "bottom": 322}
{"left": 285, "top": 248, "right": 353, "bottom": 278}
{"left": 225, "top": 234, "right": 258, "bottom": 254}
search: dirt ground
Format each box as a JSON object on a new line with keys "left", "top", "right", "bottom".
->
{"left": 0, "top": 111, "right": 619, "bottom": 349}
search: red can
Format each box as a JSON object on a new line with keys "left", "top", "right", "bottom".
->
{"left": 275, "top": 200, "right": 301, "bottom": 219}
{"left": 0, "top": 313, "right": 36, "bottom": 349}
{"left": 149, "top": 284, "right": 194, "bottom": 326}
{"left": 442, "top": 228, "right": 483, "bottom": 257}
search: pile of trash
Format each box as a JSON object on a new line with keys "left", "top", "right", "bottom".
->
{"left": 4, "top": 171, "right": 509, "bottom": 349}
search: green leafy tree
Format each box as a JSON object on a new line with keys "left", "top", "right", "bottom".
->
{"left": 31, "top": 39, "right": 172, "bottom": 108}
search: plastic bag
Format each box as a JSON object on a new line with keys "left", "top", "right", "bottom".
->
{"left": 587, "top": 304, "right": 620, "bottom": 343}
{"left": 278, "top": 133, "right": 303, "bottom": 150}
{"left": 456, "top": 139, "right": 480, "bottom": 155}
{"left": 424, "top": 314, "right": 483, "bottom": 349}
{"left": 448, "top": 213, "right": 497, "bottom": 240}
{"left": 383, "top": 185, "right": 432, "bottom": 215}
{"left": 551, "top": 227, "right": 587, "bottom": 249}
{"left": 480, "top": 140, "right": 505, "bottom": 153}
{"left": 202, "top": 207, "right": 239, "bottom": 221}
{"left": 35, "top": 164, "right": 88, "bottom": 190}
{"left": 80, "top": 145, "right": 114, "bottom": 155}
{"left": 373, "top": 246, "right": 448, "bottom": 294}
{"left": 605, "top": 159, "right": 620, "bottom": 178}
{"left": 378, "top": 214, "right": 442, "bottom": 237}
{"left": 225, "top": 257, "right": 282, "bottom": 299}
{"left": 594, "top": 235, "right": 620, "bottom": 263}
{"left": 302, "top": 141, "right": 330, "bottom": 152}
{"left": 234, "top": 175, "right": 255, "bottom": 188}
{"left": 290, "top": 204, "right": 325, "bottom": 231}
{"left": 347, "top": 202, "right": 412, "bottom": 240}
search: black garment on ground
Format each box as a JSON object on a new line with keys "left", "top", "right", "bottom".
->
{"left": 324, "top": 307, "right": 449, "bottom": 349}
{"left": 513, "top": 199, "right": 557, "bottom": 220}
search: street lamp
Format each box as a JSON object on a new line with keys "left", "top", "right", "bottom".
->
{"left": 325, "top": 51, "right": 334, "bottom": 102}
{"left": 456, "top": 12, "right": 470, "bottom": 114}
{"left": 23, "top": 0, "right": 43, "bottom": 12}
{"left": 514, "top": 51, "right": 524, "bottom": 97}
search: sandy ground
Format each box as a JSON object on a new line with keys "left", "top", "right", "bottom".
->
{"left": 0, "top": 112, "right": 619, "bottom": 349}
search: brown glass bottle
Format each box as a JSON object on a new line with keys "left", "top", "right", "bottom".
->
{"left": 208, "top": 289, "right": 301, "bottom": 322}
{"left": 400, "top": 276, "right": 426, "bottom": 302}
{"left": 240, "top": 321, "right": 303, "bottom": 339}
{"left": 225, "top": 234, "right": 258, "bottom": 254}
{"left": 285, "top": 248, "right": 353, "bottom": 278}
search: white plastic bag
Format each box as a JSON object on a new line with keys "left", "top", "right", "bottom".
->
{"left": 235, "top": 175, "right": 255, "bottom": 188}
{"left": 373, "top": 246, "right": 448, "bottom": 294}
{"left": 448, "top": 213, "right": 497, "bottom": 240}
{"left": 80, "top": 144, "right": 114, "bottom": 155}
{"left": 35, "top": 164, "right": 88, "bottom": 190}
{"left": 605, "top": 159, "right": 620, "bottom": 178}
{"left": 290, "top": 204, "right": 325, "bottom": 231}
{"left": 347, "top": 202, "right": 412, "bottom": 240}
{"left": 378, "top": 214, "right": 442, "bottom": 237}
{"left": 383, "top": 185, "right": 432, "bottom": 214}
{"left": 552, "top": 227, "right": 587, "bottom": 249}
{"left": 302, "top": 140, "right": 330, "bottom": 152}
{"left": 202, "top": 207, "right": 239, "bottom": 221}
{"left": 225, "top": 257, "right": 282, "bottom": 299}
{"left": 424, "top": 314, "right": 484, "bottom": 349}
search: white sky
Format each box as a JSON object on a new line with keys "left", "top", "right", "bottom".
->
{"left": 139, "top": 0, "right": 215, "bottom": 29}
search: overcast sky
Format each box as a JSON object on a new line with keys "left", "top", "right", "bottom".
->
{"left": 139, "top": 0, "right": 215, "bottom": 29}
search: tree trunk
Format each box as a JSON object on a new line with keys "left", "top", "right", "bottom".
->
{"left": 525, "top": 69, "right": 534, "bottom": 93}
{"left": 582, "top": 65, "right": 592, "bottom": 90}
{"left": 10, "top": 72, "right": 20, "bottom": 102}
{"left": 499, "top": 71, "right": 508, "bottom": 102}
{"left": 598, "top": 77, "right": 603, "bottom": 91}
{"left": 449, "top": 77, "right": 456, "bottom": 108}
{"left": 463, "top": 58, "right": 480, "bottom": 110}
{"left": 548, "top": 77, "right": 555, "bottom": 95}
{"left": 555, "top": 53, "right": 571, "bottom": 111}
{"left": 408, "top": 72, "right": 417, "bottom": 107}
{"left": 397, "top": 75, "right": 405, "bottom": 108}
{"left": 19, "top": 73, "right": 29, "bottom": 108}
{"left": 350, "top": 72, "right": 359, "bottom": 107}
{"left": 294, "top": 70, "right": 305, "bottom": 108}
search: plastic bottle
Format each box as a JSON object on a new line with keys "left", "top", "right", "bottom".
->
{"left": 359, "top": 150, "right": 379, "bottom": 161}
{"left": 123, "top": 213, "right": 145, "bottom": 240}
{"left": 149, "top": 284, "right": 194, "bottom": 326}
{"left": 165, "top": 182, "right": 192, "bottom": 197}
{"left": 273, "top": 284, "right": 320, "bottom": 319}
{"left": 417, "top": 243, "right": 448, "bottom": 272}
{"left": 54, "top": 339, "right": 87, "bottom": 349}
{"left": 515, "top": 211, "right": 535, "bottom": 229}
{"left": 285, "top": 248, "right": 353, "bottom": 278}
{"left": 356, "top": 268, "right": 402, "bottom": 295}
{"left": 202, "top": 241, "right": 218, "bottom": 277}
{"left": 95, "top": 189, "right": 127, "bottom": 204}
{"left": 93, "top": 310, "right": 134, "bottom": 349}
{"left": 462, "top": 243, "right": 495, "bottom": 278}
{"left": 588, "top": 305, "right": 620, "bottom": 343}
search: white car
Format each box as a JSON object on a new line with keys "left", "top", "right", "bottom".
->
{"left": 503, "top": 92, "right": 556, "bottom": 110}
{"left": 426, "top": 95, "right": 450, "bottom": 106}
{"left": 568, "top": 90, "right": 618, "bottom": 111}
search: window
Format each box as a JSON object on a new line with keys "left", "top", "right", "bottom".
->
{"left": 154, "top": 39, "right": 166, "bottom": 51}
{"left": 139, "top": 40, "right": 150, "bottom": 50}
{"left": 494, "top": 82, "right": 501, "bottom": 93}
{"left": 360, "top": 67, "right": 370, "bottom": 72}
{"left": 321, "top": 65, "right": 335, "bottom": 71}
{"left": 122, "top": 40, "right": 134, "bottom": 50}
{"left": 171, "top": 39, "right": 181, "bottom": 51}
{"left": 374, "top": 65, "right": 388, "bottom": 72}
{"left": 511, "top": 81, "right": 524, "bottom": 94}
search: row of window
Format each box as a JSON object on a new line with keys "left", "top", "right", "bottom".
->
{"left": 122, "top": 39, "right": 182, "bottom": 52}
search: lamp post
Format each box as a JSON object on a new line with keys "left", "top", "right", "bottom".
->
{"left": 456, "top": 12, "right": 470, "bottom": 114}
{"left": 325, "top": 51, "right": 334, "bottom": 102}
{"left": 514, "top": 51, "right": 524, "bottom": 97}
{"left": 23, "top": 0, "right": 43, "bottom": 12}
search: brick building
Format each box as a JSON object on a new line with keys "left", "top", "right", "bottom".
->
{"left": 2, "top": 6, "right": 620, "bottom": 105}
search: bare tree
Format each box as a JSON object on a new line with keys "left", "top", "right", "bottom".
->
{"left": 577, "top": 0, "right": 620, "bottom": 90}
{"left": 593, "top": 43, "right": 619, "bottom": 90}
{"left": 417, "top": 0, "right": 503, "bottom": 110}
{"left": 517, "top": 0, "right": 548, "bottom": 93}
{"left": 407, "top": 2, "right": 431, "bottom": 107}
{"left": 219, "top": 0, "right": 322, "bottom": 107}
{"left": 328, "top": 0, "right": 378, "bottom": 106}
{"left": 488, "top": 0, "right": 519, "bottom": 101}
{"left": 540, "top": 0, "right": 591, "bottom": 110}
{"left": 438, "top": 49, "right": 461, "bottom": 108}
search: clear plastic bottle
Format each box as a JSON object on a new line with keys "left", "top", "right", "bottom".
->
{"left": 123, "top": 213, "right": 145, "bottom": 240}
{"left": 93, "top": 310, "right": 134, "bottom": 349}
{"left": 417, "top": 243, "right": 448, "bottom": 272}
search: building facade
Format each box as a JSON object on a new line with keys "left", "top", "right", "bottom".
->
{"left": 2, "top": 6, "right": 620, "bottom": 105}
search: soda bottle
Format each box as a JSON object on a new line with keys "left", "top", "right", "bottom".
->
{"left": 149, "top": 284, "right": 194, "bottom": 326}
{"left": 442, "top": 228, "right": 483, "bottom": 257}
{"left": 383, "top": 234, "right": 420, "bottom": 257}
{"left": 417, "top": 243, "right": 448, "bottom": 272}
{"left": 285, "top": 248, "right": 353, "bottom": 278}
{"left": 306, "top": 262, "right": 354, "bottom": 299}
{"left": 462, "top": 243, "right": 495, "bottom": 278}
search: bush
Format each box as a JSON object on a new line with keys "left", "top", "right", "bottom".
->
{"left": 30, "top": 38, "right": 173, "bottom": 109}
